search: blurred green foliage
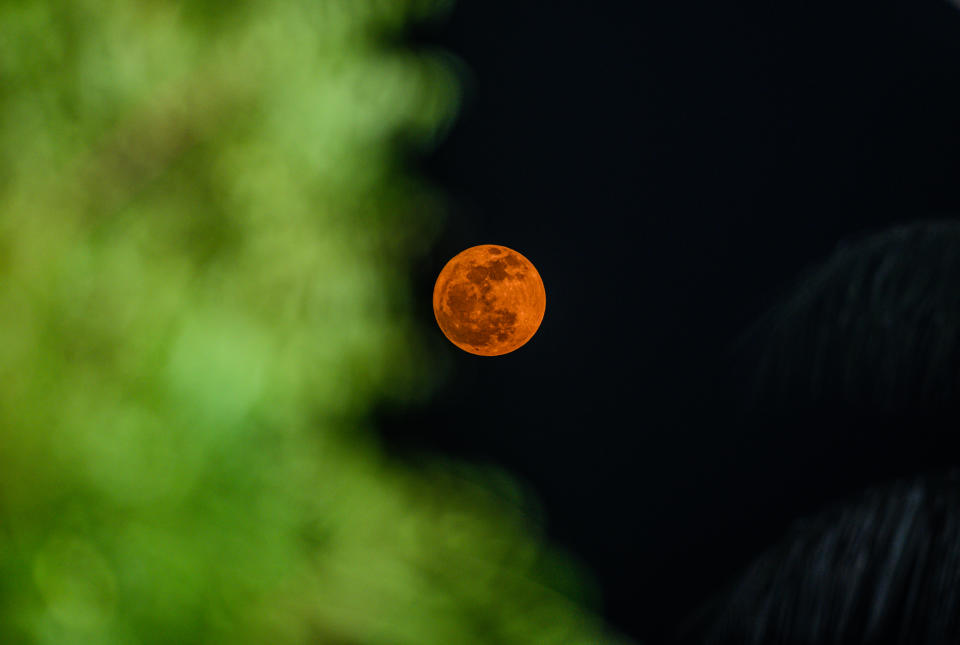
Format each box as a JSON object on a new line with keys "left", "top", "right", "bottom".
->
{"left": 0, "top": 1, "right": 626, "bottom": 643}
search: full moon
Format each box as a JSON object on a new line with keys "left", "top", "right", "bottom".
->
{"left": 433, "top": 244, "right": 546, "bottom": 356}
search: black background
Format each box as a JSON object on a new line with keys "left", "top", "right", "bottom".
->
{"left": 380, "top": 1, "right": 960, "bottom": 641}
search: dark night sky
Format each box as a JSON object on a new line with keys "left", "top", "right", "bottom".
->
{"left": 380, "top": 1, "right": 960, "bottom": 641}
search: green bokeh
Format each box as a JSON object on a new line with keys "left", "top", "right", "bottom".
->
{"left": 0, "top": 1, "right": 628, "bottom": 643}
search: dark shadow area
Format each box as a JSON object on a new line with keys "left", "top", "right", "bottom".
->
{"left": 376, "top": 1, "right": 960, "bottom": 641}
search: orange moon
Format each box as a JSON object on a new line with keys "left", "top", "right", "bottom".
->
{"left": 433, "top": 244, "right": 546, "bottom": 356}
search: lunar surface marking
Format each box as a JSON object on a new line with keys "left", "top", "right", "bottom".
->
{"left": 433, "top": 244, "right": 546, "bottom": 356}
